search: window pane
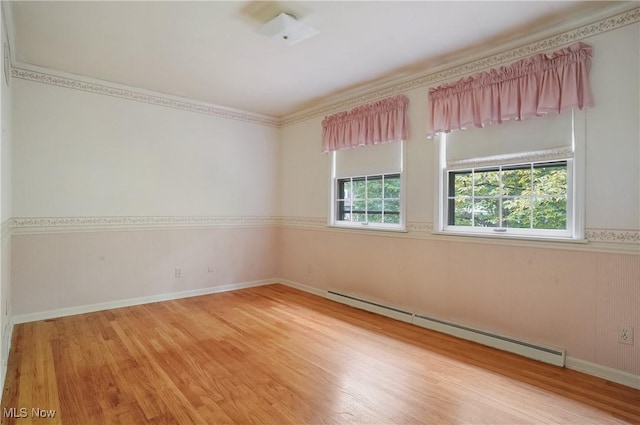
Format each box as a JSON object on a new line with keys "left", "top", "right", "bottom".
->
{"left": 473, "top": 198, "right": 499, "bottom": 227}
{"left": 368, "top": 213, "right": 383, "bottom": 223}
{"left": 385, "top": 200, "right": 400, "bottom": 213}
{"left": 352, "top": 178, "right": 366, "bottom": 199}
{"left": 352, "top": 200, "right": 366, "bottom": 213}
{"left": 450, "top": 198, "right": 472, "bottom": 226}
{"left": 533, "top": 197, "right": 566, "bottom": 229}
{"left": 339, "top": 179, "right": 351, "bottom": 200}
{"left": 384, "top": 176, "right": 401, "bottom": 198}
{"left": 383, "top": 214, "right": 400, "bottom": 224}
{"left": 445, "top": 159, "right": 569, "bottom": 235}
{"left": 502, "top": 167, "right": 531, "bottom": 196}
{"left": 353, "top": 213, "right": 367, "bottom": 222}
{"left": 451, "top": 172, "right": 472, "bottom": 197}
{"left": 474, "top": 169, "right": 501, "bottom": 196}
{"left": 502, "top": 197, "right": 531, "bottom": 228}
{"left": 367, "top": 200, "right": 382, "bottom": 213}
{"left": 334, "top": 173, "right": 402, "bottom": 228}
{"left": 533, "top": 163, "right": 567, "bottom": 196}
{"left": 367, "top": 178, "right": 383, "bottom": 198}
{"left": 336, "top": 200, "right": 348, "bottom": 221}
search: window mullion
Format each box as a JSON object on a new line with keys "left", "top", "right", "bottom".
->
{"left": 364, "top": 176, "right": 368, "bottom": 223}
{"left": 381, "top": 174, "right": 385, "bottom": 223}
{"left": 498, "top": 166, "right": 503, "bottom": 228}
{"left": 349, "top": 177, "right": 354, "bottom": 222}
{"left": 471, "top": 169, "right": 476, "bottom": 227}
{"left": 529, "top": 164, "right": 534, "bottom": 230}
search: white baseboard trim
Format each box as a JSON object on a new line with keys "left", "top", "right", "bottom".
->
{"left": 5, "top": 277, "right": 639, "bottom": 391}
{"left": 276, "top": 278, "right": 327, "bottom": 297}
{"left": 565, "top": 357, "right": 640, "bottom": 390}
{"left": 11, "top": 278, "right": 277, "bottom": 325}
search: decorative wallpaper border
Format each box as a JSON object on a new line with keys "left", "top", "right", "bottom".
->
{"left": 276, "top": 216, "right": 327, "bottom": 228}
{"left": 406, "top": 222, "right": 434, "bottom": 233}
{"left": 10, "top": 216, "right": 638, "bottom": 246}
{"left": 585, "top": 229, "right": 640, "bottom": 244}
{"left": 281, "top": 6, "right": 640, "bottom": 126}
{"left": 10, "top": 68, "right": 281, "bottom": 128}
{"left": 10, "top": 216, "right": 280, "bottom": 231}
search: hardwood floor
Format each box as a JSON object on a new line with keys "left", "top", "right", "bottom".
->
{"left": 2, "top": 284, "right": 639, "bottom": 424}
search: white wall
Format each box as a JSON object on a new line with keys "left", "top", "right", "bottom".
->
{"left": 278, "top": 23, "right": 640, "bottom": 377}
{"left": 12, "top": 80, "right": 279, "bottom": 218}
{"left": 10, "top": 75, "right": 281, "bottom": 316}
{"left": 0, "top": 2, "right": 12, "bottom": 383}
{"left": 584, "top": 24, "right": 640, "bottom": 229}
{"left": 4, "top": 5, "right": 639, "bottom": 388}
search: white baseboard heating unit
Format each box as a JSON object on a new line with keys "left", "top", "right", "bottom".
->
{"left": 326, "top": 290, "right": 566, "bottom": 367}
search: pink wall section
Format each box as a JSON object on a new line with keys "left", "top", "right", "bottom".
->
{"left": 277, "top": 227, "right": 640, "bottom": 376}
{"left": 9, "top": 224, "right": 639, "bottom": 378}
{"left": 11, "top": 226, "right": 278, "bottom": 316}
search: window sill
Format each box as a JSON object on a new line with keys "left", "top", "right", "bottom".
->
{"left": 431, "top": 230, "right": 588, "bottom": 244}
{"left": 328, "top": 223, "right": 408, "bottom": 233}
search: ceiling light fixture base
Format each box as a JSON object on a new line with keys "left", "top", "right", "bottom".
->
{"left": 257, "top": 13, "right": 319, "bottom": 46}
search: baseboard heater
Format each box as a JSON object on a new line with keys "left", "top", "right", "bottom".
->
{"left": 326, "top": 291, "right": 414, "bottom": 323}
{"left": 326, "top": 290, "right": 566, "bottom": 367}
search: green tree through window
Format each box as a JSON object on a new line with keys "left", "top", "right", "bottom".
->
{"left": 337, "top": 174, "right": 401, "bottom": 225}
{"left": 448, "top": 161, "right": 567, "bottom": 230}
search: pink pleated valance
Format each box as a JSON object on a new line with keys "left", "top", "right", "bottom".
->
{"left": 322, "top": 95, "right": 409, "bottom": 153}
{"left": 428, "top": 42, "right": 594, "bottom": 137}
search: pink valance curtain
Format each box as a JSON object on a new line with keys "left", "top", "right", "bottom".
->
{"left": 322, "top": 95, "right": 409, "bottom": 153}
{"left": 428, "top": 42, "right": 594, "bottom": 137}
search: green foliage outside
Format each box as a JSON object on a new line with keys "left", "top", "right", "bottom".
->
{"left": 339, "top": 175, "right": 401, "bottom": 224}
{"left": 450, "top": 163, "right": 567, "bottom": 230}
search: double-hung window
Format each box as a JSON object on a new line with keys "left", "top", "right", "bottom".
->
{"left": 428, "top": 42, "right": 592, "bottom": 242}
{"left": 331, "top": 141, "right": 405, "bottom": 230}
{"left": 336, "top": 174, "right": 402, "bottom": 225}
{"left": 436, "top": 110, "right": 584, "bottom": 240}
{"left": 322, "top": 94, "right": 409, "bottom": 231}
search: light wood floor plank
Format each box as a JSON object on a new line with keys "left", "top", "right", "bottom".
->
{"left": 2, "top": 284, "right": 639, "bottom": 424}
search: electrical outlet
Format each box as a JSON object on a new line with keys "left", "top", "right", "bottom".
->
{"left": 175, "top": 267, "right": 182, "bottom": 278}
{"left": 618, "top": 326, "right": 634, "bottom": 345}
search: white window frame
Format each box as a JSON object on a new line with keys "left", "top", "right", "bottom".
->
{"left": 434, "top": 110, "right": 586, "bottom": 242}
{"left": 329, "top": 141, "right": 407, "bottom": 231}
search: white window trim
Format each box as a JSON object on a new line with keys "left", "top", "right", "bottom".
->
{"left": 434, "top": 110, "right": 586, "bottom": 242}
{"left": 329, "top": 141, "right": 407, "bottom": 232}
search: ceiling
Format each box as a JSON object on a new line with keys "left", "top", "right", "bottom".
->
{"left": 8, "top": 1, "right": 627, "bottom": 118}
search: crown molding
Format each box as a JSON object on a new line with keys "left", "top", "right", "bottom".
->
{"left": 280, "top": 6, "right": 640, "bottom": 127}
{"left": 7, "top": 6, "right": 637, "bottom": 130}
{"left": 10, "top": 65, "right": 281, "bottom": 128}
